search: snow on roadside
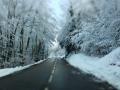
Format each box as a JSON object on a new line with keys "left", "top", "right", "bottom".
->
{"left": 67, "top": 48, "right": 120, "bottom": 90}
{"left": 0, "top": 60, "right": 46, "bottom": 78}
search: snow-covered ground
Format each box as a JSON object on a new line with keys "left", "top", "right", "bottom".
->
{"left": 0, "top": 60, "right": 46, "bottom": 78}
{"left": 67, "top": 47, "right": 120, "bottom": 90}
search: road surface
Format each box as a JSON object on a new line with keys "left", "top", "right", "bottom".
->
{"left": 0, "top": 59, "right": 117, "bottom": 90}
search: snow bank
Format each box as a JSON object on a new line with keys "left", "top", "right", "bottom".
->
{"left": 67, "top": 48, "right": 120, "bottom": 90}
{"left": 0, "top": 60, "right": 45, "bottom": 78}
{"left": 100, "top": 47, "right": 120, "bottom": 65}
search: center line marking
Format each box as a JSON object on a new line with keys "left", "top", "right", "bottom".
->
{"left": 52, "top": 69, "right": 55, "bottom": 74}
{"left": 44, "top": 61, "right": 57, "bottom": 90}
{"left": 48, "top": 74, "right": 53, "bottom": 83}
{"left": 44, "top": 87, "right": 48, "bottom": 90}
{"left": 48, "top": 61, "right": 57, "bottom": 84}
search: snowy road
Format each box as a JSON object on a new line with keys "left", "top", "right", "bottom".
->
{"left": 0, "top": 59, "right": 117, "bottom": 90}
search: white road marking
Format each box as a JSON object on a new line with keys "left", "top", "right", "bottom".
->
{"left": 52, "top": 69, "right": 55, "bottom": 74}
{"left": 48, "top": 60, "right": 57, "bottom": 84}
{"left": 48, "top": 74, "right": 53, "bottom": 83}
{"left": 44, "top": 87, "right": 49, "bottom": 90}
{"left": 44, "top": 60, "right": 57, "bottom": 90}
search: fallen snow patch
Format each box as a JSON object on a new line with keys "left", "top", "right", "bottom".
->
{"left": 0, "top": 60, "right": 46, "bottom": 78}
{"left": 67, "top": 47, "right": 120, "bottom": 90}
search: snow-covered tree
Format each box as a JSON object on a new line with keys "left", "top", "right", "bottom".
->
{"left": 0, "top": 0, "right": 57, "bottom": 68}
{"left": 59, "top": 0, "right": 120, "bottom": 57}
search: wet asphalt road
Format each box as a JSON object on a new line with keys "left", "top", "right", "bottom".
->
{"left": 0, "top": 59, "right": 117, "bottom": 90}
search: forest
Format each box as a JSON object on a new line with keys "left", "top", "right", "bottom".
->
{"left": 0, "top": 0, "right": 59, "bottom": 68}
{"left": 0, "top": 0, "right": 120, "bottom": 89}
{"left": 59, "top": 0, "right": 120, "bottom": 57}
